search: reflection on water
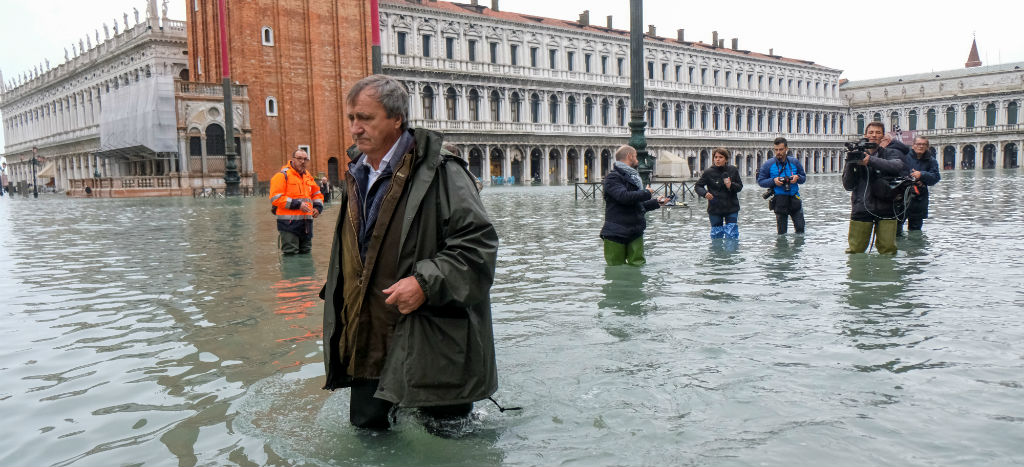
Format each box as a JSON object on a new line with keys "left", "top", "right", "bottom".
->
{"left": 1, "top": 171, "right": 1023, "bottom": 466}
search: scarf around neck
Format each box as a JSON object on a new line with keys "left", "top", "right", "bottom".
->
{"left": 614, "top": 161, "right": 643, "bottom": 189}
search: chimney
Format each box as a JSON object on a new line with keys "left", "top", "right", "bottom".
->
{"left": 718, "top": 39, "right": 724, "bottom": 48}
{"left": 677, "top": 29, "right": 685, "bottom": 42}
{"left": 769, "top": 48, "right": 774, "bottom": 56}
{"left": 578, "top": 10, "right": 589, "bottom": 26}
{"left": 491, "top": 0, "right": 499, "bottom": 11}
{"left": 712, "top": 31, "right": 719, "bottom": 48}
{"left": 470, "top": 0, "right": 477, "bottom": 5}
{"left": 648, "top": 25, "right": 656, "bottom": 36}
{"left": 607, "top": 15, "right": 613, "bottom": 29}
{"left": 731, "top": 38, "right": 738, "bottom": 50}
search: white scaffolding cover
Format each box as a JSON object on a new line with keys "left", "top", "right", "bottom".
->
{"left": 98, "top": 75, "right": 177, "bottom": 156}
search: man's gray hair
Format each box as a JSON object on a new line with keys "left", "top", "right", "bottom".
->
{"left": 914, "top": 135, "right": 930, "bottom": 145}
{"left": 346, "top": 74, "right": 409, "bottom": 131}
{"left": 614, "top": 145, "right": 636, "bottom": 161}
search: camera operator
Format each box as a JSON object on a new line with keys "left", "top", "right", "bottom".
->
{"left": 897, "top": 136, "right": 941, "bottom": 235}
{"left": 842, "top": 122, "right": 907, "bottom": 254}
{"left": 757, "top": 137, "right": 807, "bottom": 234}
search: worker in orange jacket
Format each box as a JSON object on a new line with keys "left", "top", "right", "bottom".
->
{"left": 269, "top": 149, "right": 324, "bottom": 254}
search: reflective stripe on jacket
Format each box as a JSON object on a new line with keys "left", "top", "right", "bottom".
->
{"left": 269, "top": 163, "right": 324, "bottom": 219}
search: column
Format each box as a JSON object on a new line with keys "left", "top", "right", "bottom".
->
{"left": 560, "top": 146, "right": 569, "bottom": 183}
{"left": 200, "top": 136, "right": 208, "bottom": 176}
{"left": 482, "top": 144, "right": 491, "bottom": 183}
{"left": 996, "top": 141, "right": 1004, "bottom": 169}
{"left": 541, "top": 147, "right": 550, "bottom": 185}
{"left": 409, "top": 83, "right": 422, "bottom": 121}
{"left": 177, "top": 133, "right": 188, "bottom": 175}
{"left": 503, "top": 145, "right": 512, "bottom": 182}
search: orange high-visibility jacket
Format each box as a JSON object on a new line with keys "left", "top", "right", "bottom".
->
{"left": 269, "top": 163, "right": 324, "bottom": 220}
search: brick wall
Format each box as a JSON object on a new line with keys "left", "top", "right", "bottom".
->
{"left": 187, "top": 0, "right": 372, "bottom": 182}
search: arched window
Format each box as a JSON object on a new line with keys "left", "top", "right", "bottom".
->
{"left": 205, "top": 123, "right": 225, "bottom": 155}
{"left": 688, "top": 104, "right": 696, "bottom": 129}
{"left": 489, "top": 90, "right": 501, "bottom": 122}
{"left": 768, "top": 110, "right": 775, "bottom": 132}
{"left": 872, "top": 112, "right": 882, "bottom": 122}
{"left": 421, "top": 86, "right": 435, "bottom": 119}
{"left": 927, "top": 108, "right": 936, "bottom": 129}
{"left": 530, "top": 93, "right": 541, "bottom": 123}
{"left": 567, "top": 95, "right": 577, "bottom": 124}
{"left": 549, "top": 95, "right": 560, "bottom": 123}
{"left": 445, "top": 87, "right": 458, "bottom": 120}
{"left": 601, "top": 98, "right": 610, "bottom": 126}
{"left": 617, "top": 99, "right": 626, "bottom": 126}
{"left": 757, "top": 109, "right": 764, "bottom": 132}
{"left": 188, "top": 136, "right": 202, "bottom": 156}
{"left": 468, "top": 89, "right": 480, "bottom": 121}
{"left": 261, "top": 27, "right": 274, "bottom": 46}
{"left": 675, "top": 104, "right": 683, "bottom": 129}
{"left": 584, "top": 97, "right": 594, "bottom": 125}
{"left": 724, "top": 107, "right": 732, "bottom": 131}
{"left": 1008, "top": 101, "right": 1019, "bottom": 125}
{"left": 908, "top": 110, "right": 918, "bottom": 130}
{"left": 712, "top": 106, "right": 720, "bottom": 130}
{"left": 661, "top": 103, "right": 669, "bottom": 128}
{"left": 965, "top": 104, "right": 976, "bottom": 127}
{"left": 511, "top": 92, "right": 522, "bottom": 122}
{"left": 946, "top": 105, "right": 956, "bottom": 128}
{"left": 700, "top": 105, "right": 708, "bottom": 130}
{"left": 856, "top": 114, "right": 865, "bottom": 134}
{"left": 985, "top": 103, "right": 996, "bottom": 126}
{"left": 266, "top": 96, "right": 278, "bottom": 116}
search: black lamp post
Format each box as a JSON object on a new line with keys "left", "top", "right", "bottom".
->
{"left": 31, "top": 146, "right": 39, "bottom": 198}
{"left": 628, "top": 0, "right": 652, "bottom": 186}
{"left": 218, "top": 0, "right": 240, "bottom": 196}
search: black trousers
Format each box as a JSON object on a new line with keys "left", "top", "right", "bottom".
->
{"left": 349, "top": 379, "right": 473, "bottom": 430}
{"left": 773, "top": 195, "right": 805, "bottom": 234}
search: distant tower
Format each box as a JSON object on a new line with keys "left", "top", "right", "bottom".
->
{"left": 965, "top": 37, "right": 982, "bottom": 68}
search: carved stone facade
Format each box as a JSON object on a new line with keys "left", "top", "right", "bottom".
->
{"left": 380, "top": 0, "right": 849, "bottom": 184}
{"left": 0, "top": 2, "right": 253, "bottom": 197}
{"left": 842, "top": 62, "right": 1024, "bottom": 170}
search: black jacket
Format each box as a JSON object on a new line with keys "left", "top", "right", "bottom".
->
{"left": 600, "top": 166, "right": 661, "bottom": 243}
{"left": 901, "top": 147, "right": 941, "bottom": 218}
{"left": 694, "top": 164, "right": 743, "bottom": 215}
{"left": 842, "top": 147, "right": 907, "bottom": 220}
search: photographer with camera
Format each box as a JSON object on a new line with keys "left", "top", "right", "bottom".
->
{"left": 896, "top": 136, "right": 941, "bottom": 235}
{"left": 842, "top": 122, "right": 907, "bottom": 254}
{"left": 757, "top": 137, "right": 807, "bottom": 234}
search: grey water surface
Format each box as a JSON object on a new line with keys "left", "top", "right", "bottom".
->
{"left": 1, "top": 170, "right": 1022, "bottom": 466}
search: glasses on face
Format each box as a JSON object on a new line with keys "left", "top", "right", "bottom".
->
{"left": 913, "top": 143, "right": 928, "bottom": 147}
{"left": 293, "top": 157, "right": 309, "bottom": 162}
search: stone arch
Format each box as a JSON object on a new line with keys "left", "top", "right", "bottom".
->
{"left": 982, "top": 144, "right": 996, "bottom": 169}
{"left": 943, "top": 145, "right": 956, "bottom": 170}
{"left": 961, "top": 144, "right": 976, "bottom": 169}
{"left": 548, "top": 148, "right": 562, "bottom": 184}
{"left": 468, "top": 146, "right": 483, "bottom": 178}
{"left": 1004, "top": 143, "right": 1019, "bottom": 169}
{"left": 601, "top": 148, "right": 612, "bottom": 175}
{"left": 509, "top": 146, "right": 525, "bottom": 183}
{"left": 584, "top": 148, "right": 597, "bottom": 182}
{"left": 530, "top": 148, "right": 543, "bottom": 181}
{"left": 205, "top": 123, "right": 225, "bottom": 155}
{"left": 699, "top": 149, "right": 709, "bottom": 171}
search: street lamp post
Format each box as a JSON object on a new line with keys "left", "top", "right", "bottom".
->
{"left": 628, "top": 0, "right": 652, "bottom": 186}
{"left": 218, "top": 0, "right": 240, "bottom": 196}
{"left": 31, "top": 146, "right": 39, "bottom": 198}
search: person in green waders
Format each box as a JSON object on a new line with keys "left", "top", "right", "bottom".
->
{"left": 600, "top": 145, "right": 668, "bottom": 266}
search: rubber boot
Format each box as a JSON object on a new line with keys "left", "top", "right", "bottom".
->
{"left": 710, "top": 225, "right": 725, "bottom": 239}
{"left": 624, "top": 237, "right": 646, "bottom": 266}
{"left": 724, "top": 222, "right": 739, "bottom": 239}
{"left": 603, "top": 239, "right": 627, "bottom": 266}
{"left": 875, "top": 219, "right": 898, "bottom": 255}
{"left": 845, "top": 220, "right": 873, "bottom": 254}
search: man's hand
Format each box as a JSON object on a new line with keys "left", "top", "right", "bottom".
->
{"left": 859, "top": 153, "right": 870, "bottom": 166}
{"left": 789, "top": 174, "right": 800, "bottom": 183}
{"left": 723, "top": 177, "right": 731, "bottom": 189}
{"left": 312, "top": 208, "right": 320, "bottom": 219}
{"left": 910, "top": 169, "right": 921, "bottom": 180}
{"left": 704, "top": 192, "right": 714, "bottom": 201}
{"left": 383, "top": 276, "right": 426, "bottom": 314}
{"left": 300, "top": 202, "right": 314, "bottom": 214}
{"left": 774, "top": 177, "right": 784, "bottom": 186}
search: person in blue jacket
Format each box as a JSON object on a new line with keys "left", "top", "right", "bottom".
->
{"left": 694, "top": 147, "right": 743, "bottom": 239}
{"left": 757, "top": 137, "right": 807, "bottom": 234}
{"left": 898, "top": 136, "right": 941, "bottom": 234}
{"left": 600, "top": 145, "right": 668, "bottom": 266}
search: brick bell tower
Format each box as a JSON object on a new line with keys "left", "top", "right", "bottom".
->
{"left": 186, "top": 0, "right": 373, "bottom": 184}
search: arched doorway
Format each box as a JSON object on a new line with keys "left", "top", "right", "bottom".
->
{"left": 1004, "top": 143, "right": 1019, "bottom": 169}
{"left": 584, "top": 149, "right": 596, "bottom": 182}
{"left": 567, "top": 148, "right": 579, "bottom": 181}
{"left": 490, "top": 147, "right": 504, "bottom": 180}
{"left": 510, "top": 148, "right": 524, "bottom": 183}
{"left": 982, "top": 144, "right": 996, "bottom": 169}
{"left": 468, "top": 147, "right": 483, "bottom": 178}
{"left": 745, "top": 155, "right": 754, "bottom": 176}
{"left": 530, "top": 148, "right": 543, "bottom": 182}
{"left": 327, "top": 157, "right": 339, "bottom": 187}
{"left": 601, "top": 149, "right": 611, "bottom": 176}
{"left": 699, "top": 149, "right": 709, "bottom": 172}
{"left": 548, "top": 149, "right": 562, "bottom": 184}
{"left": 814, "top": 151, "right": 821, "bottom": 173}
{"left": 962, "top": 145, "right": 976, "bottom": 170}
{"left": 205, "top": 123, "right": 225, "bottom": 155}
{"left": 734, "top": 154, "right": 743, "bottom": 175}
{"left": 943, "top": 146, "right": 956, "bottom": 170}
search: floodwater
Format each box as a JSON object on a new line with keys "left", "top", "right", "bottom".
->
{"left": 1, "top": 170, "right": 1022, "bottom": 466}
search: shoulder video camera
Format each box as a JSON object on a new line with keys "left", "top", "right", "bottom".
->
{"left": 845, "top": 137, "right": 878, "bottom": 162}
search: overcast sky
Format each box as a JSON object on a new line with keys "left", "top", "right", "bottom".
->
{"left": 2, "top": 0, "right": 1021, "bottom": 153}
